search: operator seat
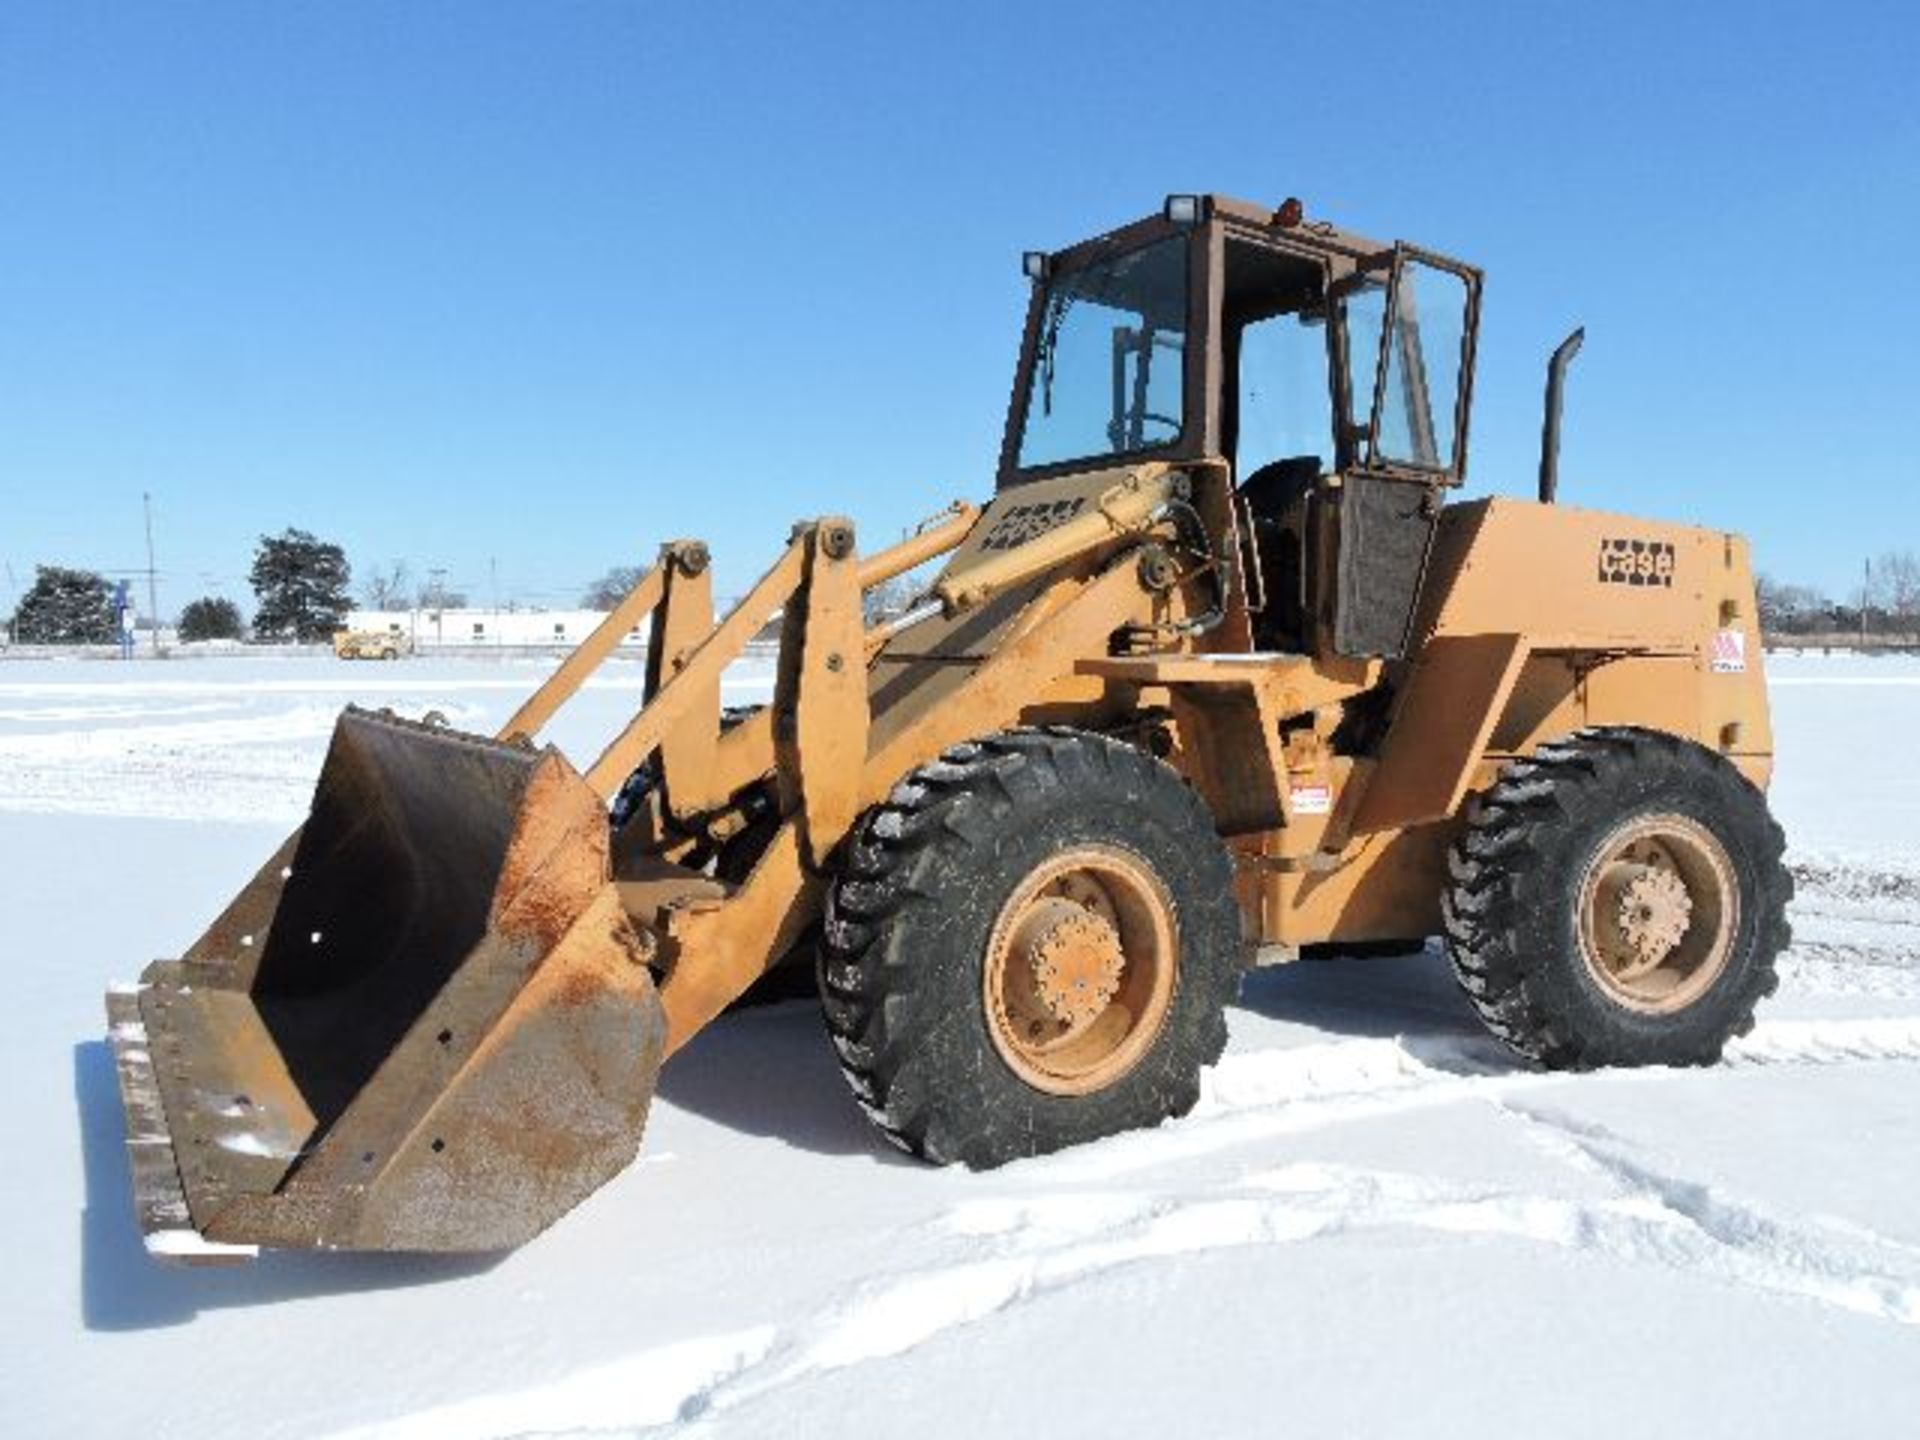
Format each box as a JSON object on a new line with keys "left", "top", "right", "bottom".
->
{"left": 1236, "top": 455, "right": 1320, "bottom": 650}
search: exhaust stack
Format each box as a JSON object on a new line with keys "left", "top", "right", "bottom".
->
{"left": 1537, "top": 326, "right": 1585, "bottom": 504}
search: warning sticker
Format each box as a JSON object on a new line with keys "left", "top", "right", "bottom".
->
{"left": 1290, "top": 783, "right": 1333, "bottom": 816}
{"left": 1710, "top": 628, "right": 1747, "bottom": 674}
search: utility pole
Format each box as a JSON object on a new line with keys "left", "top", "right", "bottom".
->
{"left": 143, "top": 492, "right": 162, "bottom": 655}
{"left": 1862, "top": 557, "right": 1872, "bottom": 648}
{"left": 429, "top": 567, "right": 447, "bottom": 647}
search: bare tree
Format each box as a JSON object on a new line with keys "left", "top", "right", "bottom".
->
{"left": 361, "top": 560, "right": 413, "bottom": 611}
{"left": 862, "top": 575, "right": 916, "bottom": 626}
{"left": 415, "top": 575, "right": 467, "bottom": 610}
{"left": 1874, "top": 550, "right": 1920, "bottom": 628}
{"left": 1755, "top": 572, "right": 1795, "bottom": 632}
{"left": 582, "top": 566, "right": 649, "bottom": 611}
{"left": 1755, "top": 573, "right": 1832, "bottom": 636}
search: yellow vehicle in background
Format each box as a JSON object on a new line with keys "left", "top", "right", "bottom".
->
{"left": 332, "top": 628, "right": 408, "bottom": 661}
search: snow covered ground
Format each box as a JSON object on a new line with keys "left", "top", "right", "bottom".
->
{"left": 3, "top": 650, "right": 1918, "bottom": 1438}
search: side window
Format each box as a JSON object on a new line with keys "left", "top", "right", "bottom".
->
{"left": 1236, "top": 312, "right": 1334, "bottom": 477}
{"left": 1377, "top": 262, "right": 1469, "bottom": 470}
{"left": 1341, "top": 277, "right": 1387, "bottom": 437}
{"left": 1339, "top": 256, "right": 1474, "bottom": 475}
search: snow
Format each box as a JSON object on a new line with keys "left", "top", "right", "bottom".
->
{"left": 4, "top": 651, "right": 1919, "bottom": 1438}
{"left": 0, "top": 656, "right": 775, "bottom": 823}
{"left": 142, "top": 1230, "right": 260, "bottom": 1262}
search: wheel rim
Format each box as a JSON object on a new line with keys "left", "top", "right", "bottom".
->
{"left": 1577, "top": 812, "right": 1738, "bottom": 1015}
{"left": 983, "top": 844, "right": 1178, "bottom": 1096}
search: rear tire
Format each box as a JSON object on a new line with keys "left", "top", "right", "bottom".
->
{"left": 1443, "top": 727, "right": 1790, "bottom": 1069}
{"left": 820, "top": 729, "right": 1243, "bottom": 1166}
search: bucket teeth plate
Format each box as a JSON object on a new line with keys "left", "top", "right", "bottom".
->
{"left": 106, "top": 985, "right": 259, "bottom": 1263}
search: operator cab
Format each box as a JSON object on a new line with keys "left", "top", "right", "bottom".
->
{"left": 999, "top": 195, "right": 1480, "bottom": 660}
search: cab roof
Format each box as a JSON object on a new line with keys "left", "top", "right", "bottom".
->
{"left": 1038, "top": 194, "right": 1394, "bottom": 279}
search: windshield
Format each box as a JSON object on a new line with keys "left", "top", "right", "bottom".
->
{"left": 1017, "top": 234, "right": 1188, "bottom": 470}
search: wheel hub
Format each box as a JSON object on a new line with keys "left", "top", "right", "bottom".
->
{"left": 1610, "top": 863, "right": 1693, "bottom": 973}
{"left": 1578, "top": 813, "right": 1738, "bottom": 1014}
{"left": 982, "top": 846, "right": 1179, "bottom": 1096}
{"left": 1019, "top": 898, "right": 1126, "bottom": 1026}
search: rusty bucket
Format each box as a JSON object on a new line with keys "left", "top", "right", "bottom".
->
{"left": 107, "top": 707, "right": 666, "bottom": 1257}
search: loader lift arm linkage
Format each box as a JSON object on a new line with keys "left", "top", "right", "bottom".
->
{"left": 560, "top": 471, "right": 1187, "bottom": 1054}
{"left": 106, "top": 471, "right": 1192, "bottom": 1257}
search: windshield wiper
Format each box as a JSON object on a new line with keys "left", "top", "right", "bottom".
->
{"left": 1039, "top": 289, "right": 1075, "bottom": 416}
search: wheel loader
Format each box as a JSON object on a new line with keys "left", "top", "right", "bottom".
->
{"left": 107, "top": 194, "right": 1790, "bottom": 1259}
{"left": 333, "top": 627, "right": 408, "bottom": 661}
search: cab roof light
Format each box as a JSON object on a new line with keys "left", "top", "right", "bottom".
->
{"left": 1163, "top": 193, "right": 1208, "bottom": 226}
{"left": 1273, "top": 196, "right": 1305, "bottom": 228}
{"left": 1021, "top": 251, "right": 1050, "bottom": 282}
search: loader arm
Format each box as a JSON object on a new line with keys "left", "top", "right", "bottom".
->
{"left": 654, "top": 554, "right": 1161, "bottom": 1053}
{"left": 106, "top": 474, "right": 1188, "bottom": 1256}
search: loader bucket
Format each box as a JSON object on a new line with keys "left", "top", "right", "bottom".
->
{"left": 106, "top": 707, "right": 667, "bottom": 1257}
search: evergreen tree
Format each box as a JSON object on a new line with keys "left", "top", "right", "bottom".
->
{"left": 12, "top": 566, "right": 118, "bottom": 643}
{"left": 178, "top": 595, "right": 246, "bottom": 642}
{"left": 250, "top": 529, "right": 352, "bottom": 641}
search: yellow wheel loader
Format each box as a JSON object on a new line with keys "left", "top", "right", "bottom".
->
{"left": 332, "top": 628, "right": 407, "bottom": 661}
{"left": 107, "top": 194, "right": 1789, "bottom": 1258}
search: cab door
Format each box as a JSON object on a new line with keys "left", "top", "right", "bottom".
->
{"left": 1327, "top": 246, "right": 1481, "bottom": 658}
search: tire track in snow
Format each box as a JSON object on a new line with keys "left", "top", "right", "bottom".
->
{"left": 323, "top": 1328, "right": 781, "bottom": 1440}
{"left": 678, "top": 1047, "right": 1920, "bottom": 1423}
{"left": 349, "top": 1015, "right": 1920, "bottom": 1440}
{"left": 1783, "top": 858, "right": 1920, "bottom": 996}
{"left": 1791, "top": 857, "right": 1920, "bottom": 911}
{"left": 332, "top": 851, "right": 1920, "bottom": 1438}
{"left": 1726, "top": 1015, "right": 1920, "bottom": 1066}
{"left": 1035, "top": 1013, "right": 1920, "bottom": 1186}
{"left": 1492, "top": 1099, "right": 1920, "bottom": 1320}
{"left": 460, "top": 1148, "right": 1920, "bottom": 1439}
{"left": 1778, "top": 949, "right": 1920, "bottom": 1000}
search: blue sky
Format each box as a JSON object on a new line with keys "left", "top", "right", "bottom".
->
{"left": 1, "top": 1, "right": 1914, "bottom": 613}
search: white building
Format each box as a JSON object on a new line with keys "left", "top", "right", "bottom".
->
{"left": 344, "top": 607, "right": 645, "bottom": 651}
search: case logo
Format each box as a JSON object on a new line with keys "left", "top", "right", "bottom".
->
{"left": 1597, "top": 537, "right": 1675, "bottom": 588}
{"left": 979, "top": 497, "right": 1087, "bottom": 552}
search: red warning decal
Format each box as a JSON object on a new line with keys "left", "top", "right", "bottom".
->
{"left": 1710, "top": 628, "right": 1747, "bottom": 674}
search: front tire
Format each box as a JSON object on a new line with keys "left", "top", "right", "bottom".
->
{"left": 1443, "top": 727, "right": 1790, "bottom": 1069}
{"left": 820, "top": 729, "right": 1244, "bottom": 1167}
